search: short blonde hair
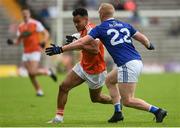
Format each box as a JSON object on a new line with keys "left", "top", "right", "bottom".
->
{"left": 99, "top": 3, "right": 115, "bottom": 17}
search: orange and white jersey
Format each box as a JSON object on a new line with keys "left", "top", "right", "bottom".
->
{"left": 17, "top": 18, "right": 45, "bottom": 53}
{"left": 79, "top": 22, "right": 106, "bottom": 74}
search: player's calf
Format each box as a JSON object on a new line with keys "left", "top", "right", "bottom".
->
{"left": 90, "top": 94, "right": 112, "bottom": 104}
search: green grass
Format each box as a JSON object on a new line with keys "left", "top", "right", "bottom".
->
{"left": 0, "top": 73, "right": 180, "bottom": 127}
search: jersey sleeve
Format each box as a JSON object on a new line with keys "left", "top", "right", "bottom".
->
{"left": 36, "top": 21, "right": 45, "bottom": 32}
{"left": 88, "top": 26, "right": 99, "bottom": 39}
{"left": 128, "top": 24, "right": 137, "bottom": 37}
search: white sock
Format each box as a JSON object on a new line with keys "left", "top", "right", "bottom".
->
{"left": 55, "top": 114, "right": 63, "bottom": 121}
{"left": 37, "top": 90, "right": 44, "bottom": 95}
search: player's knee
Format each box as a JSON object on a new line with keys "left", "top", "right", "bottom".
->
{"left": 59, "top": 85, "right": 68, "bottom": 93}
{"left": 105, "top": 78, "right": 110, "bottom": 87}
{"left": 28, "top": 72, "right": 35, "bottom": 77}
{"left": 122, "top": 98, "right": 132, "bottom": 107}
{"left": 91, "top": 97, "right": 99, "bottom": 103}
{"left": 28, "top": 70, "right": 37, "bottom": 76}
{"left": 59, "top": 82, "right": 70, "bottom": 93}
{"left": 90, "top": 95, "right": 101, "bottom": 103}
{"left": 105, "top": 78, "right": 114, "bottom": 88}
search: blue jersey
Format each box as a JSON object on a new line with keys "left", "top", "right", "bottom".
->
{"left": 89, "top": 18, "right": 141, "bottom": 67}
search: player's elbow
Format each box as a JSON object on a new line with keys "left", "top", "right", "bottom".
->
{"left": 82, "top": 41, "right": 99, "bottom": 54}
{"left": 92, "top": 50, "right": 99, "bottom": 54}
{"left": 87, "top": 49, "right": 99, "bottom": 54}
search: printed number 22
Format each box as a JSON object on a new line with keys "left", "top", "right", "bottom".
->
{"left": 107, "top": 28, "right": 131, "bottom": 46}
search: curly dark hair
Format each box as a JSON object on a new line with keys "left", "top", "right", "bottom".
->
{"left": 72, "top": 8, "right": 88, "bottom": 17}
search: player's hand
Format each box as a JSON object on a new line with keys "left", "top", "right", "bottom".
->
{"left": 65, "top": 35, "right": 77, "bottom": 45}
{"left": 6, "top": 39, "right": 14, "bottom": 45}
{"left": 147, "top": 43, "right": 155, "bottom": 50}
{"left": 45, "top": 44, "right": 63, "bottom": 56}
{"left": 40, "top": 41, "right": 46, "bottom": 49}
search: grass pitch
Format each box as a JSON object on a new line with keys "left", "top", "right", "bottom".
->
{"left": 0, "top": 73, "right": 180, "bottom": 127}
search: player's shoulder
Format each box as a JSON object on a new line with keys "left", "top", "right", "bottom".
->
{"left": 121, "top": 21, "right": 132, "bottom": 28}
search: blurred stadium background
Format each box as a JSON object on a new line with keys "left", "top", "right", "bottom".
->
{"left": 0, "top": 0, "right": 180, "bottom": 127}
{"left": 0, "top": 0, "right": 180, "bottom": 76}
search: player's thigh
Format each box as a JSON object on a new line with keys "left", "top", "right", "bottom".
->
{"left": 106, "top": 68, "right": 118, "bottom": 85}
{"left": 61, "top": 70, "right": 85, "bottom": 90}
{"left": 27, "top": 61, "right": 40, "bottom": 73}
{"left": 24, "top": 61, "right": 31, "bottom": 72}
{"left": 89, "top": 87, "right": 102, "bottom": 99}
{"left": 30, "top": 61, "right": 39, "bottom": 69}
{"left": 118, "top": 83, "right": 136, "bottom": 100}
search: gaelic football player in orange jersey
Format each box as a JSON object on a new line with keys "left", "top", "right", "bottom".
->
{"left": 7, "top": 7, "right": 57, "bottom": 96}
{"left": 48, "top": 8, "right": 112, "bottom": 123}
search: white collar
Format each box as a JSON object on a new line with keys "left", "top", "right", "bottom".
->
{"left": 106, "top": 18, "right": 115, "bottom": 21}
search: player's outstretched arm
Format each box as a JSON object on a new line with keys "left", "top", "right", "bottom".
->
{"left": 62, "top": 35, "right": 94, "bottom": 52}
{"left": 45, "top": 35, "right": 94, "bottom": 56}
{"left": 133, "top": 31, "right": 155, "bottom": 50}
{"left": 65, "top": 34, "right": 99, "bottom": 54}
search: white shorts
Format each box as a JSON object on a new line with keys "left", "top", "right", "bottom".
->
{"left": 117, "top": 60, "right": 143, "bottom": 83}
{"left": 72, "top": 63, "right": 107, "bottom": 89}
{"left": 22, "top": 52, "right": 41, "bottom": 62}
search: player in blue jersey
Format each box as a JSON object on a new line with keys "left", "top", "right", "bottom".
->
{"left": 45, "top": 3, "right": 167, "bottom": 123}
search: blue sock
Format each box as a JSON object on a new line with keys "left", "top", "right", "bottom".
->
{"left": 149, "top": 105, "right": 159, "bottom": 114}
{"left": 114, "top": 103, "right": 121, "bottom": 112}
